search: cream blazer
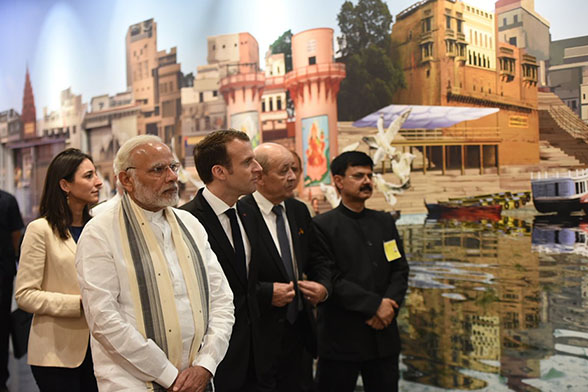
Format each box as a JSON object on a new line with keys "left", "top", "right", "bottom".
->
{"left": 15, "top": 218, "right": 89, "bottom": 368}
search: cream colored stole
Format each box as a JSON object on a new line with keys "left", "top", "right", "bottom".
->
{"left": 118, "top": 194, "right": 209, "bottom": 389}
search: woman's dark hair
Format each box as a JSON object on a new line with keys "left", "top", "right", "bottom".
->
{"left": 39, "top": 148, "right": 94, "bottom": 240}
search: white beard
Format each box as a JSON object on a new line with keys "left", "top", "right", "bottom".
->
{"left": 132, "top": 176, "right": 179, "bottom": 209}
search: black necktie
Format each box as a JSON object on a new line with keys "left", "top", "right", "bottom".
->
{"left": 225, "top": 208, "right": 247, "bottom": 282}
{"left": 272, "top": 205, "right": 295, "bottom": 280}
{"left": 272, "top": 204, "right": 298, "bottom": 324}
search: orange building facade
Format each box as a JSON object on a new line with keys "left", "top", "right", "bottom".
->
{"left": 391, "top": 0, "right": 539, "bottom": 168}
{"left": 126, "top": 19, "right": 182, "bottom": 149}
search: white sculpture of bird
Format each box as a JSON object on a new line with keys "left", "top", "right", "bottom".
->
{"left": 177, "top": 165, "right": 204, "bottom": 190}
{"left": 341, "top": 141, "right": 361, "bottom": 153}
{"left": 361, "top": 108, "right": 412, "bottom": 166}
{"left": 170, "top": 147, "right": 205, "bottom": 190}
{"left": 320, "top": 183, "right": 341, "bottom": 209}
{"left": 372, "top": 173, "right": 406, "bottom": 208}
{"left": 391, "top": 152, "right": 416, "bottom": 187}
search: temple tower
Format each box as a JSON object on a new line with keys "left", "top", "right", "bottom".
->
{"left": 219, "top": 33, "right": 265, "bottom": 147}
{"left": 285, "top": 28, "right": 345, "bottom": 188}
{"left": 21, "top": 67, "right": 37, "bottom": 139}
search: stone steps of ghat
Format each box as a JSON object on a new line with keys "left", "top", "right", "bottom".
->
{"left": 365, "top": 140, "right": 586, "bottom": 214}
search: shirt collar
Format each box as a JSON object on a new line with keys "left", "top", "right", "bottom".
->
{"left": 142, "top": 207, "right": 165, "bottom": 223}
{"left": 253, "top": 191, "right": 285, "bottom": 215}
{"left": 203, "top": 186, "right": 233, "bottom": 216}
{"left": 338, "top": 202, "right": 366, "bottom": 219}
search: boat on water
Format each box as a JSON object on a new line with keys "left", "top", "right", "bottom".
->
{"left": 425, "top": 202, "right": 502, "bottom": 222}
{"left": 531, "top": 169, "right": 588, "bottom": 214}
{"left": 532, "top": 215, "right": 588, "bottom": 256}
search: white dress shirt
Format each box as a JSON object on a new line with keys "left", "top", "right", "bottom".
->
{"left": 75, "top": 202, "right": 234, "bottom": 392}
{"left": 202, "top": 187, "right": 251, "bottom": 274}
{"left": 252, "top": 191, "right": 298, "bottom": 278}
{"left": 144, "top": 209, "right": 195, "bottom": 369}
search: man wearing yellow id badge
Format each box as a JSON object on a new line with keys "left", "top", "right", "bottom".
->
{"left": 313, "top": 151, "right": 409, "bottom": 392}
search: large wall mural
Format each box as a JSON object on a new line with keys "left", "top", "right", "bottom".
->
{"left": 1, "top": 1, "right": 588, "bottom": 390}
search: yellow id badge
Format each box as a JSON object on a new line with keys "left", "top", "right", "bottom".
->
{"left": 384, "top": 239, "right": 401, "bottom": 262}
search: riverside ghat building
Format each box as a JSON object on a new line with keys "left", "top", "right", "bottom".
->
{"left": 389, "top": 0, "right": 540, "bottom": 174}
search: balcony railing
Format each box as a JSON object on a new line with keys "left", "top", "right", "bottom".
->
{"left": 396, "top": 127, "right": 501, "bottom": 142}
{"left": 420, "top": 31, "right": 433, "bottom": 43}
{"left": 284, "top": 63, "right": 346, "bottom": 86}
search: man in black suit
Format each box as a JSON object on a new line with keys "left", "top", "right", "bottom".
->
{"left": 240, "top": 143, "right": 332, "bottom": 392}
{"left": 180, "top": 130, "right": 265, "bottom": 392}
{"left": 0, "top": 190, "right": 24, "bottom": 392}
{"left": 313, "top": 151, "right": 409, "bottom": 392}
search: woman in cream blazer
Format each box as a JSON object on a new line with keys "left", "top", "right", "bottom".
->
{"left": 15, "top": 148, "right": 102, "bottom": 392}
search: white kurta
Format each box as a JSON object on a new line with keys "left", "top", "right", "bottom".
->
{"left": 75, "top": 201, "right": 234, "bottom": 391}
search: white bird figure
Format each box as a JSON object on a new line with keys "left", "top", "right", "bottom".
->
{"left": 177, "top": 165, "right": 204, "bottom": 190}
{"left": 372, "top": 173, "right": 406, "bottom": 208}
{"left": 169, "top": 141, "right": 205, "bottom": 190}
{"left": 391, "top": 152, "right": 416, "bottom": 187}
{"left": 96, "top": 170, "right": 112, "bottom": 202}
{"left": 341, "top": 141, "right": 361, "bottom": 153}
{"left": 320, "top": 183, "right": 341, "bottom": 209}
{"left": 361, "top": 108, "right": 412, "bottom": 166}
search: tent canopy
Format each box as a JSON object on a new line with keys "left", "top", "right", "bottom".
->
{"left": 352, "top": 104, "right": 499, "bottom": 129}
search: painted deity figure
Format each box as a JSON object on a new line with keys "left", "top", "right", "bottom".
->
{"left": 305, "top": 121, "right": 327, "bottom": 182}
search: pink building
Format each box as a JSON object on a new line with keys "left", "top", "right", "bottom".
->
{"left": 285, "top": 28, "right": 345, "bottom": 188}
{"left": 219, "top": 33, "right": 265, "bottom": 147}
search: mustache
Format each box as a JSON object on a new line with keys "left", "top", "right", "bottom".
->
{"left": 360, "top": 184, "right": 373, "bottom": 192}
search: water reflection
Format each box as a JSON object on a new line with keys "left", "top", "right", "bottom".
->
{"left": 396, "top": 214, "right": 588, "bottom": 392}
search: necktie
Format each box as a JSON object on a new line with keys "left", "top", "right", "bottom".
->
{"left": 225, "top": 208, "right": 247, "bottom": 282}
{"left": 272, "top": 205, "right": 295, "bottom": 280}
{"left": 272, "top": 204, "right": 298, "bottom": 324}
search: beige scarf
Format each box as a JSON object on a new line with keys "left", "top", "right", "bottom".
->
{"left": 118, "top": 194, "right": 209, "bottom": 390}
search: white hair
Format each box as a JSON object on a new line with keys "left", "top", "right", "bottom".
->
{"left": 113, "top": 134, "right": 164, "bottom": 176}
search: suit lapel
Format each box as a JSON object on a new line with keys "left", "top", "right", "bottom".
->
{"left": 195, "top": 191, "right": 247, "bottom": 287}
{"left": 63, "top": 235, "right": 77, "bottom": 255}
{"left": 244, "top": 195, "right": 290, "bottom": 281}
{"left": 237, "top": 203, "right": 257, "bottom": 288}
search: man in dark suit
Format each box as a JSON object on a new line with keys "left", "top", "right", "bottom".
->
{"left": 313, "top": 151, "right": 410, "bottom": 392}
{"left": 180, "top": 130, "right": 265, "bottom": 392}
{"left": 0, "top": 190, "right": 24, "bottom": 392}
{"left": 240, "top": 142, "right": 332, "bottom": 392}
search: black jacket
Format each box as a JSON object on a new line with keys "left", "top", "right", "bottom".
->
{"left": 239, "top": 195, "right": 332, "bottom": 359}
{"left": 180, "top": 189, "right": 262, "bottom": 391}
{"left": 313, "top": 204, "right": 410, "bottom": 361}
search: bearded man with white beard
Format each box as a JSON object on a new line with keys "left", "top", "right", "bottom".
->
{"left": 75, "top": 135, "right": 234, "bottom": 392}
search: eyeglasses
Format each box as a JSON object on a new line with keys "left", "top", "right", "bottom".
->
{"left": 125, "top": 162, "right": 180, "bottom": 177}
{"left": 348, "top": 172, "right": 373, "bottom": 180}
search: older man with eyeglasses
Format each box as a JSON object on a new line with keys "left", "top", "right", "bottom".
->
{"left": 75, "top": 135, "right": 235, "bottom": 392}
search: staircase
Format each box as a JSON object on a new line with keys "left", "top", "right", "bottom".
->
{"left": 538, "top": 92, "right": 588, "bottom": 165}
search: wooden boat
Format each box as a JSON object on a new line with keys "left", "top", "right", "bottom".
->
{"left": 425, "top": 201, "right": 502, "bottom": 222}
{"left": 531, "top": 169, "right": 588, "bottom": 215}
{"left": 448, "top": 191, "right": 531, "bottom": 210}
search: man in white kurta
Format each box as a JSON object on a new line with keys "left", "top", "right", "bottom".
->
{"left": 76, "top": 135, "right": 234, "bottom": 392}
